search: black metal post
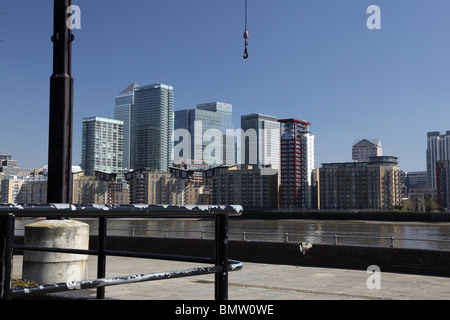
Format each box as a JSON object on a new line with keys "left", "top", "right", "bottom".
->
{"left": 97, "top": 217, "right": 107, "bottom": 299}
{"left": 47, "top": 0, "right": 74, "bottom": 204}
{"left": 0, "top": 214, "right": 15, "bottom": 300}
{"left": 215, "top": 213, "right": 229, "bottom": 300}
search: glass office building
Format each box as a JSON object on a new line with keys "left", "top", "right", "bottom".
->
{"left": 131, "top": 84, "right": 174, "bottom": 172}
{"left": 114, "top": 83, "right": 139, "bottom": 171}
{"left": 81, "top": 117, "right": 124, "bottom": 176}
{"left": 197, "top": 102, "right": 234, "bottom": 165}
{"left": 174, "top": 108, "right": 222, "bottom": 166}
{"left": 240, "top": 113, "right": 280, "bottom": 170}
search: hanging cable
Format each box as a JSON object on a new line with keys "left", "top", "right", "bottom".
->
{"left": 243, "top": 0, "right": 249, "bottom": 59}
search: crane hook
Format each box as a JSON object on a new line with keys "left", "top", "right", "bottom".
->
{"left": 243, "top": 29, "right": 249, "bottom": 59}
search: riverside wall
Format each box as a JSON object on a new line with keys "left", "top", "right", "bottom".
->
{"left": 236, "top": 210, "right": 450, "bottom": 222}
{"left": 13, "top": 232, "right": 450, "bottom": 278}
{"left": 87, "top": 236, "right": 450, "bottom": 278}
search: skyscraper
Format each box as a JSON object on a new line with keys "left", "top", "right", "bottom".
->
{"left": 197, "top": 102, "right": 234, "bottom": 165}
{"left": 81, "top": 117, "right": 124, "bottom": 176}
{"left": 426, "top": 131, "right": 450, "bottom": 188}
{"left": 279, "top": 119, "right": 315, "bottom": 209}
{"left": 174, "top": 102, "right": 234, "bottom": 167}
{"left": 240, "top": 113, "right": 280, "bottom": 170}
{"left": 114, "top": 83, "right": 139, "bottom": 171}
{"left": 131, "top": 84, "right": 174, "bottom": 172}
{"left": 174, "top": 108, "right": 221, "bottom": 165}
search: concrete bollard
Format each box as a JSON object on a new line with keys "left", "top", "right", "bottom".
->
{"left": 22, "top": 220, "right": 89, "bottom": 285}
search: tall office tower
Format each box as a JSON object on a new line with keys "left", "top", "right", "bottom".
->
{"left": 352, "top": 139, "right": 383, "bottom": 162}
{"left": 427, "top": 131, "right": 450, "bottom": 189}
{"left": 174, "top": 108, "right": 221, "bottom": 165}
{"left": 279, "top": 119, "right": 315, "bottom": 209}
{"left": 81, "top": 117, "right": 124, "bottom": 176}
{"left": 132, "top": 84, "right": 174, "bottom": 172}
{"left": 240, "top": 113, "right": 280, "bottom": 170}
{"left": 114, "top": 83, "right": 139, "bottom": 171}
{"left": 197, "top": 102, "right": 234, "bottom": 165}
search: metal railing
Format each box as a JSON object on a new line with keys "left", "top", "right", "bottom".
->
{"left": 0, "top": 204, "right": 243, "bottom": 300}
{"left": 98, "top": 227, "right": 450, "bottom": 250}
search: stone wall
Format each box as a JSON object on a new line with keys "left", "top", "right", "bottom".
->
{"left": 88, "top": 236, "right": 450, "bottom": 277}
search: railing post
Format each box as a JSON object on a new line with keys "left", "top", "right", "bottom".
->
{"left": 0, "top": 214, "right": 15, "bottom": 300}
{"left": 97, "top": 217, "right": 107, "bottom": 299}
{"left": 215, "top": 213, "right": 229, "bottom": 300}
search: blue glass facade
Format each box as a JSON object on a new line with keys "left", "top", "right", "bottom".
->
{"left": 132, "top": 84, "right": 174, "bottom": 172}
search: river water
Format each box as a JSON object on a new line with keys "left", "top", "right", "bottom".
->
{"left": 15, "top": 218, "right": 450, "bottom": 251}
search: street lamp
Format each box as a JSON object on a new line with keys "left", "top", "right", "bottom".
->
{"left": 47, "top": 0, "right": 74, "bottom": 204}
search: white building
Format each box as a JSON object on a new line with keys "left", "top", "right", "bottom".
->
{"left": 81, "top": 117, "right": 124, "bottom": 176}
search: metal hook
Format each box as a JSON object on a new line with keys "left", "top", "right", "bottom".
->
{"left": 243, "top": 30, "right": 249, "bottom": 59}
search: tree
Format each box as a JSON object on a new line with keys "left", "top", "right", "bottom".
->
{"left": 425, "top": 197, "right": 441, "bottom": 213}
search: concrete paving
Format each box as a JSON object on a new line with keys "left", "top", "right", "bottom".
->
{"left": 11, "top": 255, "right": 450, "bottom": 300}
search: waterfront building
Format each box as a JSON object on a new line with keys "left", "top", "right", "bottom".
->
{"left": 114, "top": 83, "right": 139, "bottom": 171}
{"left": 279, "top": 119, "right": 315, "bottom": 209}
{"left": 72, "top": 171, "right": 110, "bottom": 204}
{"left": 426, "top": 131, "right": 450, "bottom": 188}
{"left": 352, "top": 139, "right": 383, "bottom": 162}
{"left": 0, "top": 157, "right": 19, "bottom": 176}
{"left": 18, "top": 177, "right": 47, "bottom": 204}
{"left": 400, "top": 171, "right": 428, "bottom": 196}
{"left": 0, "top": 177, "right": 23, "bottom": 203}
{"left": 240, "top": 113, "right": 280, "bottom": 170}
{"left": 0, "top": 153, "right": 12, "bottom": 161}
{"left": 0, "top": 176, "right": 47, "bottom": 204}
{"left": 125, "top": 168, "right": 186, "bottom": 205}
{"left": 318, "top": 156, "right": 401, "bottom": 210}
{"left": 81, "top": 117, "right": 124, "bottom": 176}
{"left": 207, "top": 165, "right": 279, "bottom": 209}
{"left": 436, "top": 161, "right": 450, "bottom": 210}
{"left": 71, "top": 171, "right": 129, "bottom": 205}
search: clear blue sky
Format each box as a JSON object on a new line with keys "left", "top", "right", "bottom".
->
{"left": 1, "top": 0, "right": 450, "bottom": 172}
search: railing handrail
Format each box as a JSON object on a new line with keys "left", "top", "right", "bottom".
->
{"left": 45, "top": 225, "right": 449, "bottom": 249}
{"left": 0, "top": 204, "right": 243, "bottom": 300}
{"left": 0, "top": 203, "right": 243, "bottom": 218}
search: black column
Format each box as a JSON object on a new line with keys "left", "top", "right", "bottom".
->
{"left": 47, "top": 0, "right": 74, "bottom": 204}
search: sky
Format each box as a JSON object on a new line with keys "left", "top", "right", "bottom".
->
{"left": 1, "top": 0, "right": 450, "bottom": 172}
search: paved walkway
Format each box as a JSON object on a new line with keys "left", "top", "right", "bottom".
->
{"left": 12, "top": 255, "right": 450, "bottom": 300}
